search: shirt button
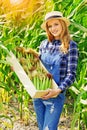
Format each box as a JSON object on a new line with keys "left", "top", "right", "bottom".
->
{"left": 50, "top": 66, "right": 53, "bottom": 70}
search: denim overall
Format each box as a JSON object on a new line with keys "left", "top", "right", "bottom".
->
{"left": 33, "top": 41, "right": 65, "bottom": 130}
{"left": 41, "top": 45, "right": 62, "bottom": 85}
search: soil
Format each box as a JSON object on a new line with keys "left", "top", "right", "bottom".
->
{"left": 12, "top": 100, "right": 72, "bottom": 130}
{"left": 12, "top": 116, "right": 71, "bottom": 130}
{"left": 0, "top": 96, "right": 74, "bottom": 130}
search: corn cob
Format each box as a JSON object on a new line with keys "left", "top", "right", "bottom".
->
{"left": 44, "top": 77, "right": 49, "bottom": 90}
{"left": 33, "top": 76, "right": 37, "bottom": 87}
{"left": 16, "top": 47, "right": 53, "bottom": 91}
{"left": 36, "top": 76, "right": 40, "bottom": 90}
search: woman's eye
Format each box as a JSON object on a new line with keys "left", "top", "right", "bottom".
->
{"left": 48, "top": 25, "right": 52, "bottom": 28}
{"left": 54, "top": 23, "right": 58, "bottom": 26}
{"left": 48, "top": 23, "right": 59, "bottom": 29}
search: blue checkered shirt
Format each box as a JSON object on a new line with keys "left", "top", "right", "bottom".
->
{"left": 39, "top": 39, "right": 78, "bottom": 91}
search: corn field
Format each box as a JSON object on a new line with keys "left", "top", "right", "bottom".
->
{"left": 0, "top": 0, "right": 87, "bottom": 130}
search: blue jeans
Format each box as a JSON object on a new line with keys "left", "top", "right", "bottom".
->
{"left": 33, "top": 92, "right": 65, "bottom": 130}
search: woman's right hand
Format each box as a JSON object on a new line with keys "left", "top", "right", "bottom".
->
{"left": 10, "top": 66, "right": 14, "bottom": 71}
{"left": 41, "top": 88, "right": 62, "bottom": 100}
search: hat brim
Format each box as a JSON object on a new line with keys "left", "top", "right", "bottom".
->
{"left": 41, "top": 17, "right": 70, "bottom": 30}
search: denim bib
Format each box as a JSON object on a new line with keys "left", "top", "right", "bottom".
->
{"left": 40, "top": 42, "right": 63, "bottom": 85}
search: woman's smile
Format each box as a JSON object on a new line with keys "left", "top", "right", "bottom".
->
{"left": 47, "top": 19, "right": 62, "bottom": 39}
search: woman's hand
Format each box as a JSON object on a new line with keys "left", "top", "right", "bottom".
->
{"left": 10, "top": 66, "right": 14, "bottom": 71}
{"left": 41, "top": 88, "right": 62, "bottom": 100}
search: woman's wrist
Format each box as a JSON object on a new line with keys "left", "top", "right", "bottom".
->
{"left": 57, "top": 88, "right": 62, "bottom": 94}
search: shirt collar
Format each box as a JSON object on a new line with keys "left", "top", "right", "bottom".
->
{"left": 52, "top": 40, "right": 61, "bottom": 45}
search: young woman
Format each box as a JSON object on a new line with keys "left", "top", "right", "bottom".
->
{"left": 33, "top": 11, "right": 78, "bottom": 130}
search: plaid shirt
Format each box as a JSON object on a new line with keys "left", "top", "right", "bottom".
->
{"left": 39, "top": 39, "right": 78, "bottom": 91}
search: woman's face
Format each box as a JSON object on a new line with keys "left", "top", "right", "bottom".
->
{"left": 47, "top": 19, "right": 62, "bottom": 40}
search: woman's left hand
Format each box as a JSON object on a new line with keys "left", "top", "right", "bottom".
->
{"left": 41, "top": 88, "right": 62, "bottom": 100}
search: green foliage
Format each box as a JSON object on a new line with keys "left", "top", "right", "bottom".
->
{"left": 69, "top": 63, "right": 87, "bottom": 129}
{"left": 53, "top": 0, "right": 87, "bottom": 129}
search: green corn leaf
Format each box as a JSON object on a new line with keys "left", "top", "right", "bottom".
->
{"left": 71, "top": 112, "right": 80, "bottom": 130}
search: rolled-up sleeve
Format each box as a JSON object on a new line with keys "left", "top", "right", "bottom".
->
{"left": 59, "top": 41, "right": 78, "bottom": 91}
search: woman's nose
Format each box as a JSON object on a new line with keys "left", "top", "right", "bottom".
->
{"left": 51, "top": 25, "right": 56, "bottom": 30}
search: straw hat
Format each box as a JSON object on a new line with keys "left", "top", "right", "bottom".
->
{"left": 41, "top": 11, "right": 70, "bottom": 30}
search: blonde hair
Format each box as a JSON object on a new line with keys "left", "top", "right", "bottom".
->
{"left": 46, "top": 19, "right": 71, "bottom": 53}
